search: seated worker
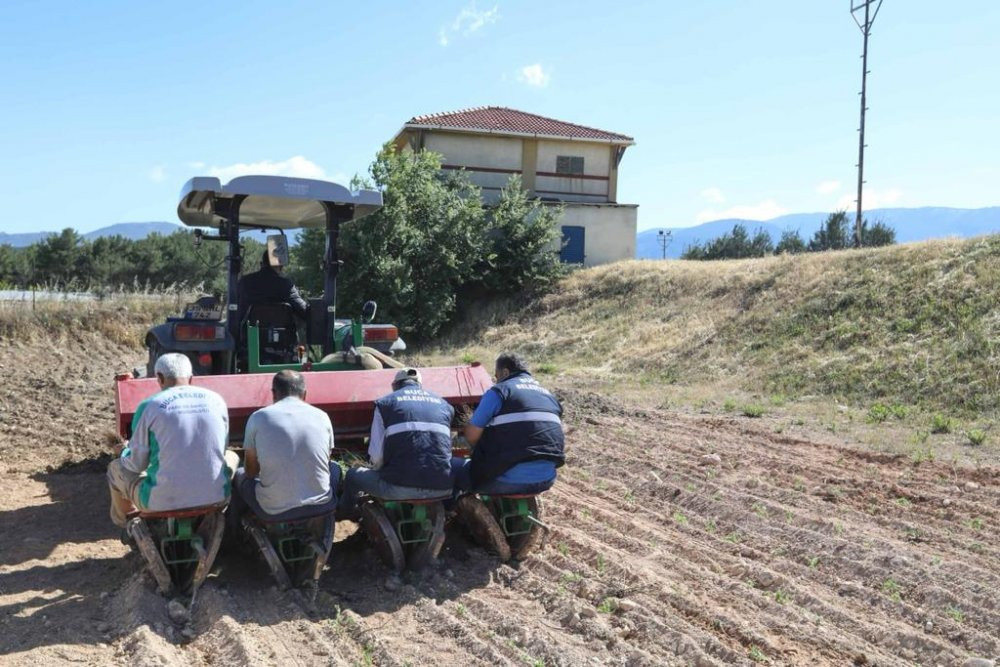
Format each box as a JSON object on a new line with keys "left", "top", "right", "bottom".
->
{"left": 451, "top": 352, "right": 565, "bottom": 495}
{"left": 229, "top": 370, "right": 338, "bottom": 527}
{"left": 235, "top": 249, "right": 309, "bottom": 328}
{"left": 107, "top": 353, "right": 238, "bottom": 528}
{"left": 337, "top": 368, "right": 454, "bottom": 519}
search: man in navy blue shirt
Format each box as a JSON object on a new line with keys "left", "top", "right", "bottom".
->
{"left": 337, "top": 368, "right": 455, "bottom": 518}
{"left": 451, "top": 353, "right": 565, "bottom": 495}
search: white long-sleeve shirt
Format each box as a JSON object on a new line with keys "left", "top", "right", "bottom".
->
{"left": 367, "top": 410, "right": 385, "bottom": 469}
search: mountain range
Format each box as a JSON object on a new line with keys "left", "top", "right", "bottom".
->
{"left": 0, "top": 221, "right": 182, "bottom": 248}
{"left": 637, "top": 207, "right": 1000, "bottom": 259}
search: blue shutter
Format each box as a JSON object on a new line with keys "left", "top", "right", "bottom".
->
{"left": 560, "top": 226, "right": 585, "bottom": 264}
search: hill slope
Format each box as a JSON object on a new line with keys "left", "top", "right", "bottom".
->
{"left": 438, "top": 235, "right": 1000, "bottom": 417}
{"left": 638, "top": 206, "right": 1000, "bottom": 258}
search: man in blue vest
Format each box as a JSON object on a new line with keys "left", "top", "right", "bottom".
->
{"left": 337, "top": 368, "right": 455, "bottom": 519}
{"left": 451, "top": 352, "right": 565, "bottom": 495}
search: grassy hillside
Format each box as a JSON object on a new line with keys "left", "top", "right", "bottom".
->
{"left": 431, "top": 235, "right": 1000, "bottom": 419}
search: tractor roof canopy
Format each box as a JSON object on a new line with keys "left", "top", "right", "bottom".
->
{"left": 177, "top": 175, "right": 383, "bottom": 229}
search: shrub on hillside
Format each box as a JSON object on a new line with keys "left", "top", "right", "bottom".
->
{"left": 682, "top": 224, "right": 774, "bottom": 260}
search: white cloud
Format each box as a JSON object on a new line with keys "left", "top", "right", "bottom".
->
{"left": 695, "top": 199, "right": 788, "bottom": 224}
{"left": 188, "top": 161, "right": 206, "bottom": 170}
{"left": 148, "top": 165, "right": 166, "bottom": 183}
{"left": 517, "top": 63, "right": 550, "bottom": 88}
{"left": 206, "top": 156, "right": 329, "bottom": 182}
{"left": 700, "top": 187, "right": 725, "bottom": 204}
{"left": 816, "top": 180, "right": 841, "bottom": 195}
{"left": 835, "top": 187, "right": 903, "bottom": 211}
{"left": 439, "top": 3, "right": 498, "bottom": 46}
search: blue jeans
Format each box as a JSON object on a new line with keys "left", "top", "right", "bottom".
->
{"left": 449, "top": 457, "right": 556, "bottom": 496}
{"left": 336, "top": 467, "right": 452, "bottom": 518}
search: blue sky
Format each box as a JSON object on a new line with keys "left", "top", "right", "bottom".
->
{"left": 1, "top": 0, "right": 997, "bottom": 234}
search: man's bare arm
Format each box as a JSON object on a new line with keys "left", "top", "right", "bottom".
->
{"left": 244, "top": 448, "right": 261, "bottom": 478}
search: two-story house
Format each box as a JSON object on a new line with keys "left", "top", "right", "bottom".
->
{"left": 392, "top": 106, "right": 637, "bottom": 266}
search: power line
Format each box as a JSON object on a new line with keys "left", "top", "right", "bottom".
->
{"left": 851, "top": 0, "right": 884, "bottom": 248}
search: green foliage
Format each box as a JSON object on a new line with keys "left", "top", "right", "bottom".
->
{"left": 335, "top": 145, "right": 565, "bottom": 338}
{"left": 288, "top": 227, "right": 327, "bottom": 296}
{"left": 808, "top": 211, "right": 852, "bottom": 251}
{"left": 862, "top": 219, "right": 897, "bottom": 247}
{"left": 473, "top": 174, "right": 565, "bottom": 293}
{"left": 742, "top": 404, "right": 765, "bottom": 418}
{"left": 930, "top": 414, "right": 954, "bottom": 434}
{"left": 775, "top": 229, "right": 807, "bottom": 254}
{"left": 682, "top": 224, "right": 774, "bottom": 260}
{"left": 867, "top": 403, "right": 891, "bottom": 423}
{"left": 965, "top": 428, "right": 986, "bottom": 446}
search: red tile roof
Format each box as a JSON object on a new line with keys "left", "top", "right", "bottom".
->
{"left": 404, "top": 106, "right": 633, "bottom": 144}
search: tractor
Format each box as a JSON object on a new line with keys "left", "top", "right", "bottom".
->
{"left": 114, "top": 175, "right": 493, "bottom": 600}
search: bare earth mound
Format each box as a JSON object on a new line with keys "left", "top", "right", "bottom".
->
{"left": 1, "top": 338, "right": 998, "bottom": 665}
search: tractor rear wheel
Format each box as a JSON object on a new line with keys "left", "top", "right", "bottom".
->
{"left": 456, "top": 495, "right": 511, "bottom": 561}
{"left": 361, "top": 502, "right": 405, "bottom": 573}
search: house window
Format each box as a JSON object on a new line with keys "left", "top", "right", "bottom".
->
{"left": 556, "top": 156, "right": 585, "bottom": 175}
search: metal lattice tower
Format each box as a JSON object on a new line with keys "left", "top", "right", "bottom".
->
{"left": 851, "top": 0, "right": 884, "bottom": 247}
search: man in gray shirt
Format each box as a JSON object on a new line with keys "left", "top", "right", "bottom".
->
{"left": 229, "top": 370, "right": 339, "bottom": 528}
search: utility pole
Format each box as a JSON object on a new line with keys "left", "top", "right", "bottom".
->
{"left": 657, "top": 229, "right": 672, "bottom": 259}
{"left": 851, "top": 0, "right": 883, "bottom": 247}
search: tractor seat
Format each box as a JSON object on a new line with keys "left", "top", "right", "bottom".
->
{"left": 138, "top": 502, "right": 228, "bottom": 520}
{"left": 245, "top": 302, "right": 296, "bottom": 327}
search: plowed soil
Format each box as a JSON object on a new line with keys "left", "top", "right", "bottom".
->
{"left": 0, "top": 338, "right": 998, "bottom": 666}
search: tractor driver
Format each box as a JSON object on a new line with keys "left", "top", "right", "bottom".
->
{"left": 336, "top": 368, "right": 454, "bottom": 519}
{"left": 107, "top": 353, "right": 238, "bottom": 529}
{"left": 450, "top": 352, "right": 565, "bottom": 496}
{"left": 228, "top": 370, "right": 338, "bottom": 530}
{"left": 235, "top": 249, "right": 309, "bottom": 328}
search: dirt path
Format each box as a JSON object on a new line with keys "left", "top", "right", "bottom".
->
{"left": 0, "top": 341, "right": 997, "bottom": 665}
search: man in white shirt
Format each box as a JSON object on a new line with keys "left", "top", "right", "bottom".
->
{"left": 107, "top": 353, "right": 237, "bottom": 527}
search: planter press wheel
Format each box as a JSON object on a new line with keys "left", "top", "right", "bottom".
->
{"left": 405, "top": 503, "right": 446, "bottom": 572}
{"left": 501, "top": 495, "right": 545, "bottom": 561}
{"left": 361, "top": 502, "right": 405, "bottom": 573}
{"left": 456, "top": 495, "right": 511, "bottom": 562}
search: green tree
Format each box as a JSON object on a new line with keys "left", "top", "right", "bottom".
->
{"left": 808, "top": 211, "right": 851, "bottom": 251}
{"left": 861, "top": 219, "right": 896, "bottom": 247}
{"left": 289, "top": 227, "right": 326, "bottom": 296}
{"left": 682, "top": 224, "right": 774, "bottom": 260}
{"left": 473, "top": 175, "right": 565, "bottom": 293}
{"left": 775, "top": 230, "right": 807, "bottom": 254}
{"left": 34, "top": 228, "right": 86, "bottom": 286}
{"left": 337, "top": 144, "right": 485, "bottom": 337}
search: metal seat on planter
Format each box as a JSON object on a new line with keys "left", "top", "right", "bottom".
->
{"left": 128, "top": 503, "right": 227, "bottom": 599}
{"left": 242, "top": 499, "right": 337, "bottom": 594}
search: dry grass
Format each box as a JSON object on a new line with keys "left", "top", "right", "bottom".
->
{"left": 0, "top": 291, "right": 187, "bottom": 347}
{"left": 423, "top": 235, "right": 1000, "bottom": 420}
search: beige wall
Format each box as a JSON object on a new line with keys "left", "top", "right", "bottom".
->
{"left": 553, "top": 203, "right": 638, "bottom": 267}
{"left": 534, "top": 139, "right": 612, "bottom": 202}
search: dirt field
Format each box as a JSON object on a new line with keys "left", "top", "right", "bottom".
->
{"left": 1, "top": 337, "right": 998, "bottom": 666}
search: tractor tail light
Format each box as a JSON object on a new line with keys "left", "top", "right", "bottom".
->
{"left": 197, "top": 353, "right": 213, "bottom": 368}
{"left": 363, "top": 325, "right": 398, "bottom": 343}
{"left": 174, "top": 323, "right": 225, "bottom": 341}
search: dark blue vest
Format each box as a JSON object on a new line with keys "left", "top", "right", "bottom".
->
{"left": 375, "top": 382, "right": 454, "bottom": 490}
{"left": 471, "top": 371, "right": 565, "bottom": 486}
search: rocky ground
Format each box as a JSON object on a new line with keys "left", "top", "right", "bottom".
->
{"left": 0, "top": 336, "right": 997, "bottom": 666}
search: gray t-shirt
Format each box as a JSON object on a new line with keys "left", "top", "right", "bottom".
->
{"left": 244, "top": 396, "right": 334, "bottom": 514}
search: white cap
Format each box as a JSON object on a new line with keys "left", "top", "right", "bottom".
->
{"left": 393, "top": 368, "right": 422, "bottom": 385}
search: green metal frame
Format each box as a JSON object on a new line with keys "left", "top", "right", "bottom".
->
{"left": 245, "top": 320, "right": 363, "bottom": 374}
{"left": 275, "top": 529, "right": 315, "bottom": 563}
{"left": 482, "top": 496, "right": 534, "bottom": 537}
{"left": 383, "top": 501, "right": 434, "bottom": 545}
{"left": 160, "top": 517, "right": 203, "bottom": 565}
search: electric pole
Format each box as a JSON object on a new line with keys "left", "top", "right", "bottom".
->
{"left": 851, "top": 0, "right": 883, "bottom": 247}
{"left": 657, "top": 229, "right": 672, "bottom": 259}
